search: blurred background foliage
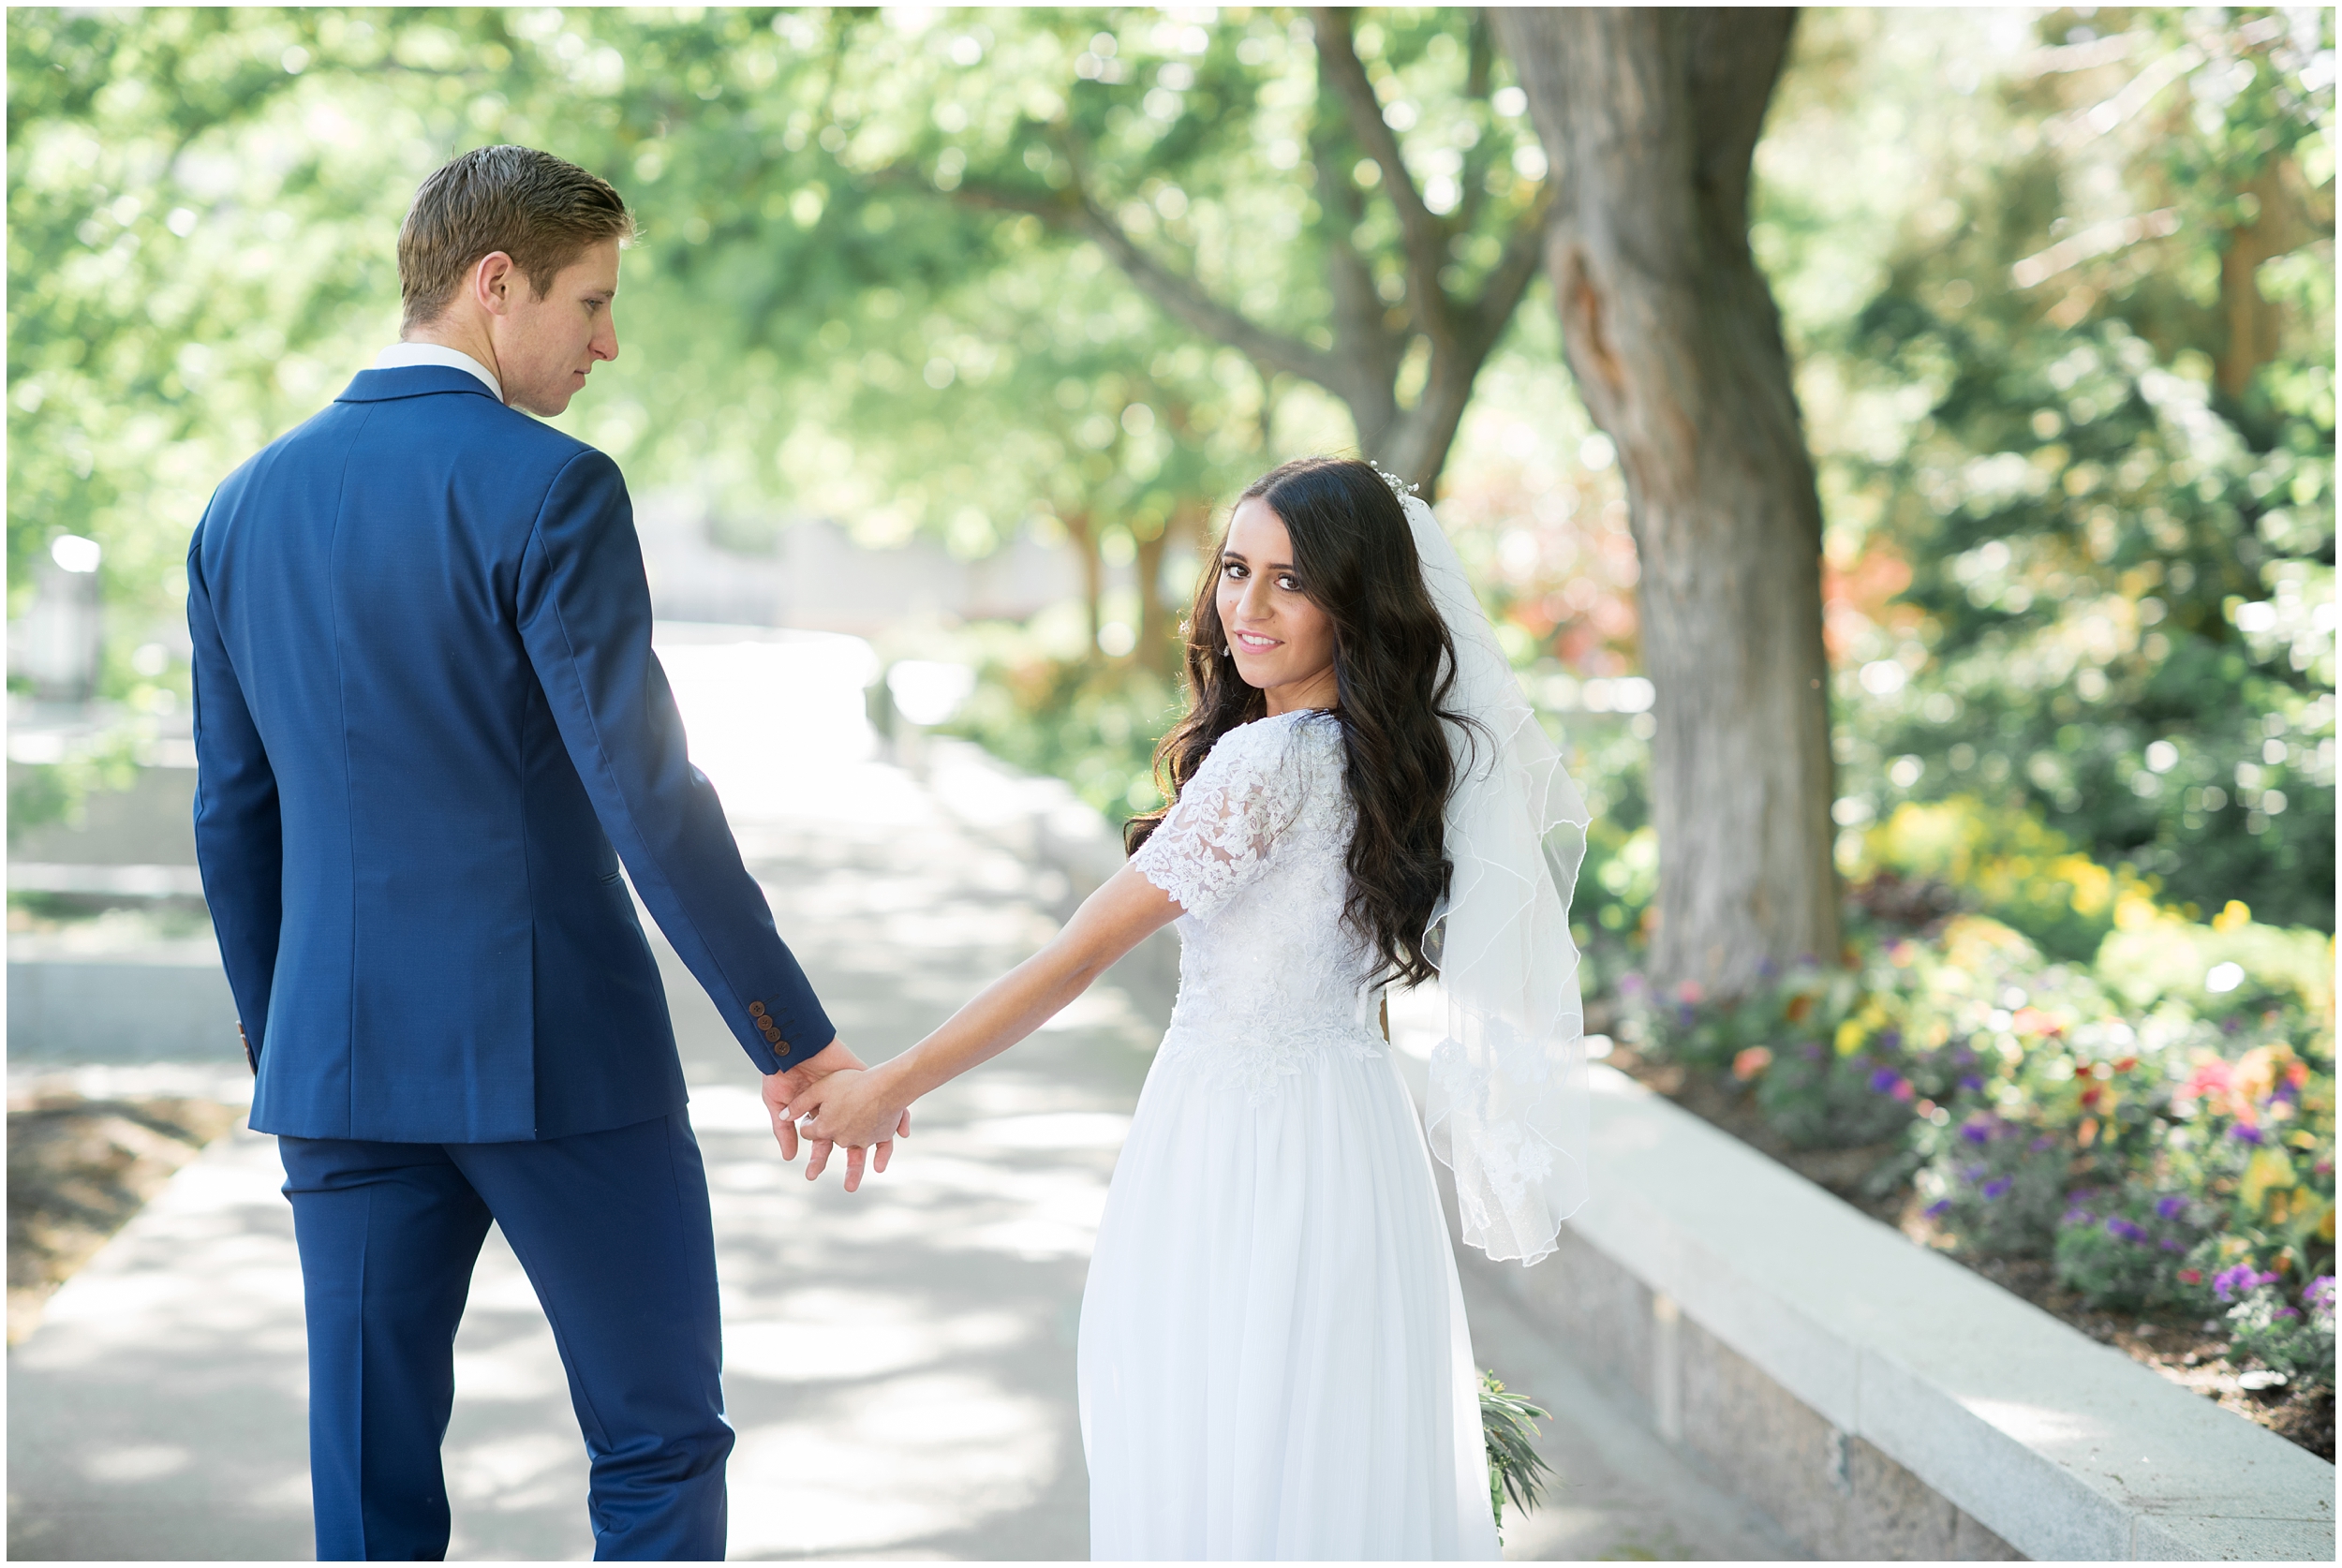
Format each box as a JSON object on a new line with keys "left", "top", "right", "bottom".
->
{"left": 6, "top": 8, "right": 2332, "bottom": 938}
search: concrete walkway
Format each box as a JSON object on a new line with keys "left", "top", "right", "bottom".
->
{"left": 8, "top": 650, "right": 1794, "bottom": 1561}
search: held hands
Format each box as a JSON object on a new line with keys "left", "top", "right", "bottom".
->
{"left": 786, "top": 1063, "right": 915, "bottom": 1159}
{"left": 762, "top": 1040, "right": 912, "bottom": 1193}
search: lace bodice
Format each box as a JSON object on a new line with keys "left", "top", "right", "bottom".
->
{"left": 1130, "top": 709, "right": 1386, "bottom": 1095}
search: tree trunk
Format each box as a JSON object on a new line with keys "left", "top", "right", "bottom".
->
{"left": 1061, "top": 510, "right": 1105, "bottom": 654}
{"left": 1494, "top": 7, "right": 1840, "bottom": 996}
{"left": 2216, "top": 159, "right": 2329, "bottom": 400}
{"left": 1134, "top": 501, "right": 1197, "bottom": 679}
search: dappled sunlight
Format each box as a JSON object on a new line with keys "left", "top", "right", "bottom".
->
{"left": 726, "top": 1306, "right": 1031, "bottom": 1384}
{"left": 82, "top": 1443, "right": 193, "bottom": 1484}
{"left": 966, "top": 1111, "right": 1134, "bottom": 1148}
{"left": 1959, "top": 1395, "right": 2120, "bottom": 1451}
{"left": 445, "top": 1432, "right": 582, "bottom": 1507}
{"left": 728, "top": 1372, "right": 1063, "bottom": 1559}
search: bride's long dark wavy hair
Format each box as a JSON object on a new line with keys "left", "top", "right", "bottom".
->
{"left": 1124, "top": 457, "right": 1468, "bottom": 988}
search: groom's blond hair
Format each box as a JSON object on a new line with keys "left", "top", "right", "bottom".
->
{"left": 398, "top": 145, "right": 635, "bottom": 331}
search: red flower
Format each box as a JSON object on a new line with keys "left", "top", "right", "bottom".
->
{"left": 2179, "top": 1269, "right": 2202, "bottom": 1284}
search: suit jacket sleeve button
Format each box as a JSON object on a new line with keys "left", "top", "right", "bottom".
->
{"left": 749, "top": 1001, "right": 768, "bottom": 1019}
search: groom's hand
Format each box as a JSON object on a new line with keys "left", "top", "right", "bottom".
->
{"left": 763, "top": 1040, "right": 910, "bottom": 1191}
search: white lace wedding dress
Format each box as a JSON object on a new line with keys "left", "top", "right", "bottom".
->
{"left": 1079, "top": 707, "right": 1501, "bottom": 1561}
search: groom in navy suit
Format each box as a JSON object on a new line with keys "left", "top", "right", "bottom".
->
{"left": 187, "top": 146, "right": 889, "bottom": 1560}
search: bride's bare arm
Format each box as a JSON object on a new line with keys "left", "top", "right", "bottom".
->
{"left": 786, "top": 864, "right": 1182, "bottom": 1155}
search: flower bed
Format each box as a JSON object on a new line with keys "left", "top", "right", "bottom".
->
{"left": 1605, "top": 885, "right": 2335, "bottom": 1459}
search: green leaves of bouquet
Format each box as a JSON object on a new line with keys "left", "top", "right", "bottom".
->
{"left": 1479, "top": 1369, "right": 1555, "bottom": 1540}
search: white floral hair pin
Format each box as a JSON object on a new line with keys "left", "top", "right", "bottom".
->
{"left": 1368, "top": 460, "right": 1419, "bottom": 501}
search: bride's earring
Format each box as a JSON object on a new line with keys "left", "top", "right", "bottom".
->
{"left": 1223, "top": 643, "right": 1234, "bottom": 658}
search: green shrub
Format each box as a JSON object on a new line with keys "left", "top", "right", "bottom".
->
{"left": 1858, "top": 797, "right": 2158, "bottom": 962}
{"left": 2220, "top": 1275, "right": 2335, "bottom": 1384}
{"left": 2053, "top": 1188, "right": 2210, "bottom": 1310}
{"left": 1913, "top": 1113, "right": 2072, "bottom": 1257}
{"left": 1754, "top": 1040, "right": 1916, "bottom": 1150}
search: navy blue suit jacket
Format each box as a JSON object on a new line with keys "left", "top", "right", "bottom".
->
{"left": 188, "top": 365, "right": 834, "bottom": 1142}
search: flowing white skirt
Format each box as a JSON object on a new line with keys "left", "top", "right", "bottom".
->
{"left": 1078, "top": 1034, "right": 1501, "bottom": 1561}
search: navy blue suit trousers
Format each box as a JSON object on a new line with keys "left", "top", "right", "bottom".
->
{"left": 280, "top": 1112, "right": 730, "bottom": 1561}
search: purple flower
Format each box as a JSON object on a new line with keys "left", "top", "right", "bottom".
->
{"left": 2030, "top": 1134, "right": 2056, "bottom": 1152}
{"left": 2157, "top": 1195, "right": 2188, "bottom": 1220}
{"left": 2229, "top": 1124, "right": 2264, "bottom": 1145}
{"left": 2213, "top": 1265, "right": 2280, "bottom": 1302}
{"left": 2105, "top": 1217, "right": 2148, "bottom": 1243}
{"left": 1871, "top": 1068, "right": 1903, "bottom": 1093}
{"left": 2063, "top": 1207, "right": 2095, "bottom": 1225}
{"left": 1958, "top": 1073, "right": 1984, "bottom": 1093}
{"left": 2159, "top": 1239, "right": 2185, "bottom": 1253}
{"left": 1621, "top": 972, "right": 1648, "bottom": 998}
{"left": 1962, "top": 1163, "right": 1988, "bottom": 1184}
{"left": 1981, "top": 1176, "right": 2012, "bottom": 1200}
{"left": 2272, "top": 1080, "right": 2301, "bottom": 1105}
{"left": 1877, "top": 1028, "right": 1904, "bottom": 1051}
{"left": 1925, "top": 1198, "right": 1952, "bottom": 1219}
{"left": 2302, "top": 1277, "right": 2335, "bottom": 1317}
{"left": 2275, "top": 1307, "right": 2301, "bottom": 1321}
{"left": 1756, "top": 957, "right": 1781, "bottom": 981}
{"left": 1961, "top": 1121, "right": 1993, "bottom": 1146}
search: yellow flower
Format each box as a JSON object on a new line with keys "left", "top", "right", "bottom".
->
{"left": 2240, "top": 1146, "right": 2299, "bottom": 1215}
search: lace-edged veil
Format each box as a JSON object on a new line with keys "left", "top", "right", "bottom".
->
{"left": 1402, "top": 490, "right": 1592, "bottom": 1265}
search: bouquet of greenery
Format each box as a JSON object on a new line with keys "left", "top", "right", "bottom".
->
{"left": 1480, "top": 1370, "right": 1556, "bottom": 1540}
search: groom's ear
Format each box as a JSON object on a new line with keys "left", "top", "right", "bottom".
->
{"left": 473, "top": 251, "right": 521, "bottom": 317}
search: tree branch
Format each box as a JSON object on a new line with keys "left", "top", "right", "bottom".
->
{"left": 931, "top": 167, "right": 1344, "bottom": 390}
{"left": 1463, "top": 182, "right": 1554, "bottom": 353}
{"left": 1305, "top": 112, "right": 1405, "bottom": 414}
{"left": 1311, "top": 7, "right": 1454, "bottom": 341}
{"left": 1685, "top": 10, "right": 1798, "bottom": 238}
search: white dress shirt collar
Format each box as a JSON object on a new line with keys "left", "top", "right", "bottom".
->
{"left": 372, "top": 342, "right": 503, "bottom": 402}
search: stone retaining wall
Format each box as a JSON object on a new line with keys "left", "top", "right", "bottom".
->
{"left": 1468, "top": 1226, "right": 2023, "bottom": 1561}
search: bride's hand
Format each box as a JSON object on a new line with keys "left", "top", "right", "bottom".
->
{"left": 790, "top": 1066, "right": 915, "bottom": 1190}
{"left": 764, "top": 1043, "right": 912, "bottom": 1192}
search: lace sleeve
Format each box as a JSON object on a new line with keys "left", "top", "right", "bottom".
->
{"left": 1130, "top": 718, "right": 1306, "bottom": 921}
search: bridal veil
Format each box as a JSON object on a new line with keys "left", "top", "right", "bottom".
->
{"left": 1401, "top": 489, "right": 1593, "bottom": 1265}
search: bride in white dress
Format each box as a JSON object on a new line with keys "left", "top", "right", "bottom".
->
{"left": 789, "top": 457, "right": 1590, "bottom": 1561}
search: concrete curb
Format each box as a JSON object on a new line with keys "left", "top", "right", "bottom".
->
{"left": 8, "top": 943, "right": 241, "bottom": 1065}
